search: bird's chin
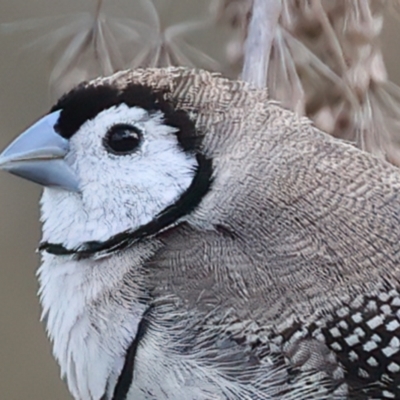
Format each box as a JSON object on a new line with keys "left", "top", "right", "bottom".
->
{"left": 39, "top": 187, "right": 144, "bottom": 256}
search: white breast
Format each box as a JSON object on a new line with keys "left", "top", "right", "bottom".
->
{"left": 38, "top": 247, "right": 152, "bottom": 400}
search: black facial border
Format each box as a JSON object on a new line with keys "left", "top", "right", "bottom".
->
{"left": 39, "top": 154, "right": 213, "bottom": 258}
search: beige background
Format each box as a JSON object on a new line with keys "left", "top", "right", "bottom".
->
{"left": 0, "top": 2, "right": 400, "bottom": 399}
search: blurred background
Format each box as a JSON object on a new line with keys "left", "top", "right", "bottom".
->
{"left": 1, "top": 1, "right": 400, "bottom": 399}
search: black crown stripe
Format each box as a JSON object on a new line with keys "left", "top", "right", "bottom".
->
{"left": 51, "top": 83, "right": 200, "bottom": 153}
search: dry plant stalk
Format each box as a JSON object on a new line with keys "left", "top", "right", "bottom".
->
{"left": 2, "top": 0, "right": 220, "bottom": 99}
{"left": 241, "top": 0, "right": 281, "bottom": 87}
{"left": 4, "top": 0, "right": 400, "bottom": 166}
{"left": 216, "top": 0, "right": 400, "bottom": 166}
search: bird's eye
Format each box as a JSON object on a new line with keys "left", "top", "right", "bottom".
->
{"left": 104, "top": 124, "right": 142, "bottom": 155}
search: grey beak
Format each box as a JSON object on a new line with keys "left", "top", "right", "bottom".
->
{"left": 0, "top": 111, "right": 79, "bottom": 191}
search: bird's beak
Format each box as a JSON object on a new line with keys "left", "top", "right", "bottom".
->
{"left": 0, "top": 110, "right": 79, "bottom": 192}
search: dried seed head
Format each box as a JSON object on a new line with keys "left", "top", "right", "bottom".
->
{"left": 214, "top": 0, "right": 400, "bottom": 166}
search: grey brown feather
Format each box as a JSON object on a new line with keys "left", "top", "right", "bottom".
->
{"left": 3, "top": 67, "right": 400, "bottom": 399}
{"left": 98, "top": 68, "right": 400, "bottom": 399}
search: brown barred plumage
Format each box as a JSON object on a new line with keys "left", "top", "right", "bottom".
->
{"left": 1, "top": 67, "right": 400, "bottom": 399}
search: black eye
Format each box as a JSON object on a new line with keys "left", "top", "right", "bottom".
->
{"left": 104, "top": 124, "right": 142, "bottom": 155}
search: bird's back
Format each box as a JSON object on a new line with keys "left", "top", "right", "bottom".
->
{"left": 144, "top": 93, "right": 400, "bottom": 398}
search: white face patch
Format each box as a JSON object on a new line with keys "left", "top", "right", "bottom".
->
{"left": 40, "top": 104, "right": 198, "bottom": 249}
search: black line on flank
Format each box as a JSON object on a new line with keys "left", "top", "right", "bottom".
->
{"left": 39, "top": 154, "right": 213, "bottom": 258}
{"left": 111, "top": 306, "right": 153, "bottom": 400}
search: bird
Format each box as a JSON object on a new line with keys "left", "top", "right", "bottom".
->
{"left": 1, "top": 67, "right": 400, "bottom": 400}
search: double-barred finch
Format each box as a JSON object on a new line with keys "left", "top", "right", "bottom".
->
{"left": 1, "top": 67, "right": 400, "bottom": 399}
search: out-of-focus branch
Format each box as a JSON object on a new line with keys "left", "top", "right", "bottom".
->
{"left": 241, "top": 0, "right": 281, "bottom": 88}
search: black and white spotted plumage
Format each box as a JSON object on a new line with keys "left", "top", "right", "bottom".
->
{"left": 266, "top": 288, "right": 400, "bottom": 399}
{"left": 1, "top": 67, "right": 400, "bottom": 399}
